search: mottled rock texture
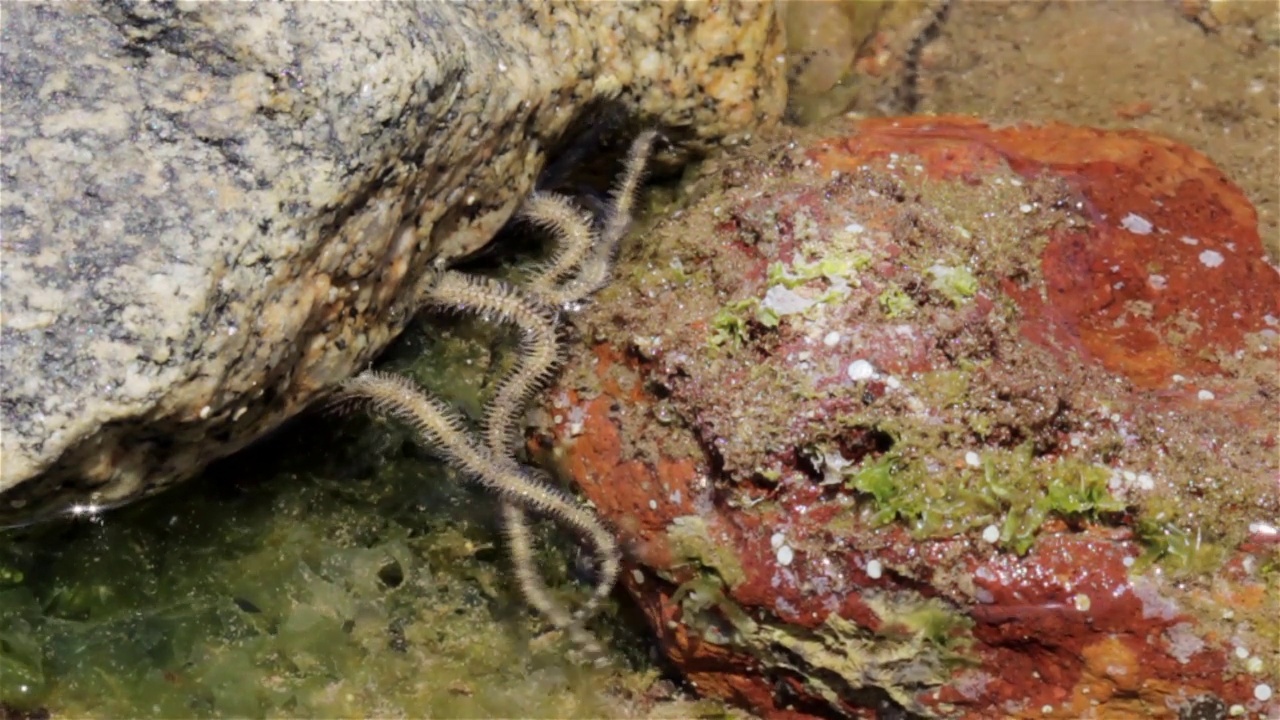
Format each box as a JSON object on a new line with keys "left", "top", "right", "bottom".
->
{"left": 0, "top": 2, "right": 786, "bottom": 524}
{"left": 537, "top": 117, "right": 1279, "bottom": 719}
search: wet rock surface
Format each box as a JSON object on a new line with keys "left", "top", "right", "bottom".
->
{"left": 785, "top": 1, "right": 1279, "bottom": 261}
{"left": 536, "top": 116, "right": 1279, "bottom": 719}
{"left": 0, "top": 2, "right": 786, "bottom": 524}
{"left": 911, "top": 0, "right": 1280, "bottom": 260}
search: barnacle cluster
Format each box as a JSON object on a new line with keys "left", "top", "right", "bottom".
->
{"left": 335, "top": 131, "right": 657, "bottom": 658}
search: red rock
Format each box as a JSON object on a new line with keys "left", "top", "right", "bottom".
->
{"left": 536, "top": 117, "right": 1279, "bottom": 719}
{"left": 810, "top": 117, "right": 1277, "bottom": 390}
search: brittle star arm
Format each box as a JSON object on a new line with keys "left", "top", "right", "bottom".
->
{"left": 333, "top": 369, "right": 621, "bottom": 616}
{"left": 337, "top": 130, "right": 657, "bottom": 658}
{"left": 519, "top": 191, "right": 599, "bottom": 298}
{"left": 424, "top": 271, "right": 620, "bottom": 635}
{"left": 490, "top": 130, "right": 658, "bottom": 629}
{"left": 500, "top": 488, "right": 605, "bottom": 657}
{"left": 363, "top": 260, "right": 614, "bottom": 655}
{"left": 527, "top": 129, "right": 657, "bottom": 306}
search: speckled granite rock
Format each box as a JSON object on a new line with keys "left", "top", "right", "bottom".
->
{"left": 536, "top": 117, "right": 1279, "bottom": 718}
{"left": 0, "top": 2, "right": 786, "bottom": 524}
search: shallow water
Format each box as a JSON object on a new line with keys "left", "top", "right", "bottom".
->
{"left": 4, "top": 2, "right": 1276, "bottom": 717}
{"left": 0, "top": 315, "right": 676, "bottom": 718}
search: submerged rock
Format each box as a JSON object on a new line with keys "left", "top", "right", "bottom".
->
{"left": 537, "top": 116, "right": 1279, "bottom": 718}
{"left": 0, "top": 2, "right": 786, "bottom": 524}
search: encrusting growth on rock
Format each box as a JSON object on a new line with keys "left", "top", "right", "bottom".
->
{"left": 335, "top": 130, "right": 657, "bottom": 659}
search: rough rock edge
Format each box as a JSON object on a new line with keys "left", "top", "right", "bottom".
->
{"left": 0, "top": 2, "right": 787, "bottom": 523}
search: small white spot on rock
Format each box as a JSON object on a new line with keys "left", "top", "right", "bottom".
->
{"left": 1019, "top": 203, "right": 1033, "bottom": 214}
{"left": 1121, "top": 213, "right": 1153, "bottom": 234}
{"left": 1199, "top": 249, "right": 1225, "bottom": 268}
{"left": 770, "top": 532, "right": 785, "bottom": 550}
{"left": 566, "top": 405, "right": 587, "bottom": 437}
{"left": 965, "top": 451, "right": 981, "bottom": 468}
{"left": 1254, "top": 683, "right": 1272, "bottom": 702}
{"left": 199, "top": 405, "right": 211, "bottom": 420}
{"left": 1166, "top": 622, "right": 1206, "bottom": 664}
{"left": 1180, "top": 235, "right": 1200, "bottom": 245}
{"left": 866, "top": 559, "right": 883, "bottom": 579}
{"left": 1073, "top": 594, "right": 1092, "bottom": 612}
{"left": 844, "top": 222, "right": 865, "bottom": 234}
{"left": 847, "top": 359, "right": 876, "bottom": 381}
{"left": 648, "top": 499, "right": 658, "bottom": 510}
{"left": 631, "top": 569, "right": 645, "bottom": 584}
{"left": 776, "top": 545, "right": 794, "bottom": 566}
{"left": 982, "top": 524, "right": 1000, "bottom": 544}
{"left": 1197, "top": 389, "right": 1216, "bottom": 401}
{"left": 1248, "top": 521, "right": 1278, "bottom": 538}
{"left": 1148, "top": 274, "right": 1167, "bottom": 290}
{"left": 823, "top": 331, "right": 841, "bottom": 347}
{"left": 1235, "top": 645, "right": 1250, "bottom": 659}
{"left": 762, "top": 284, "right": 815, "bottom": 316}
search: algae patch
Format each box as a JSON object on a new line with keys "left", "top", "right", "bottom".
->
{"left": 846, "top": 444, "right": 1129, "bottom": 554}
{"left": 876, "top": 284, "right": 916, "bottom": 318}
{"left": 742, "top": 596, "right": 976, "bottom": 716}
{"left": 665, "top": 515, "right": 747, "bottom": 591}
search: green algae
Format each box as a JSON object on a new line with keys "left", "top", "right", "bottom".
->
{"left": 844, "top": 444, "right": 1128, "bottom": 554}
{"left": 0, "top": 311, "right": 677, "bottom": 719}
{"left": 1132, "top": 513, "right": 1230, "bottom": 575}
{"left": 876, "top": 285, "right": 915, "bottom": 318}
{"left": 669, "top": 576, "right": 759, "bottom": 646}
{"left": 880, "top": 598, "right": 975, "bottom": 660}
{"left": 665, "top": 516, "right": 747, "bottom": 591}
{"left": 745, "top": 599, "right": 975, "bottom": 716}
{"left": 766, "top": 250, "right": 871, "bottom": 291}
{"left": 708, "top": 298, "right": 761, "bottom": 348}
{"left": 925, "top": 264, "right": 979, "bottom": 307}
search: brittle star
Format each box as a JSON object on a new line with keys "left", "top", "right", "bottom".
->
{"left": 335, "top": 130, "right": 656, "bottom": 658}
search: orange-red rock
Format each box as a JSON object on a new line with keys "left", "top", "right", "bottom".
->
{"left": 537, "top": 117, "right": 1279, "bottom": 719}
{"left": 810, "top": 117, "right": 1277, "bottom": 390}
